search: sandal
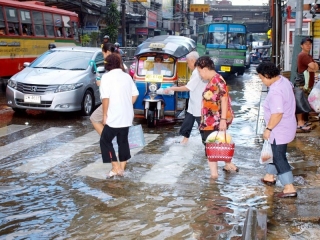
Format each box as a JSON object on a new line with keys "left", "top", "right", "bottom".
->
{"left": 106, "top": 170, "right": 118, "bottom": 179}
{"left": 223, "top": 166, "right": 239, "bottom": 173}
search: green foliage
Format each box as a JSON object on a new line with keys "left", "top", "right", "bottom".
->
{"left": 104, "top": 2, "right": 120, "bottom": 43}
{"left": 90, "top": 32, "right": 100, "bottom": 47}
{"left": 81, "top": 34, "right": 91, "bottom": 46}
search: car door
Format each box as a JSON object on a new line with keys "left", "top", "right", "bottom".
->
{"left": 93, "top": 52, "right": 104, "bottom": 105}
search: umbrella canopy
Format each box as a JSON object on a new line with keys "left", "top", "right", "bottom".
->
{"left": 135, "top": 36, "right": 196, "bottom": 58}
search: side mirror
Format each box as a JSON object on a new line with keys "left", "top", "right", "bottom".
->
{"left": 23, "top": 62, "right": 30, "bottom": 67}
{"left": 249, "top": 34, "right": 253, "bottom": 42}
{"left": 97, "top": 66, "right": 105, "bottom": 73}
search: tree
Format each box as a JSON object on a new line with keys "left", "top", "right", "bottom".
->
{"left": 103, "top": 2, "right": 120, "bottom": 43}
{"left": 81, "top": 34, "right": 91, "bottom": 46}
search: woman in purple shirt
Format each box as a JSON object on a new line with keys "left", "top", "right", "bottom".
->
{"left": 256, "top": 62, "right": 297, "bottom": 198}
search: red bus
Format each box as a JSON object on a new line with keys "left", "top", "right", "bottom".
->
{"left": 0, "top": 0, "right": 80, "bottom": 80}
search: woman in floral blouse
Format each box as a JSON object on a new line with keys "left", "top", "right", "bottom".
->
{"left": 195, "top": 56, "right": 238, "bottom": 179}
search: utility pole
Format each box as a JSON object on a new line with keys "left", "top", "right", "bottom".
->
{"left": 271, "top": 0, "right": 281, "bottom": 67}
{"left": 121, "top": 0, "right": 126, "bottom": 47}
{"left": 289, "top": 0, "right": 304, "bottom": 83}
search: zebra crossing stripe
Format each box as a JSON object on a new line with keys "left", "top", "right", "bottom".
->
{"left": 14, "top": 131, "right": 100, "bottom": 174}
{"left": 140, "top": 136, "right": 202, "bottom": 184}
{"left": 75, "top": 133, "right": 160, "bottom": 180}
{"left": 0, "top": 127, "right": 70, "bottom": 161}
{"left": 0, "top": 124, "right": 30, "bottom": 138}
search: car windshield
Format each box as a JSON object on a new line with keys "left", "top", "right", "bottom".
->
{"left": 29, "top": 50, "right": 95, "bottom": 70}
{"left": 137, "top": 57, "right": 174, "bottom": 77}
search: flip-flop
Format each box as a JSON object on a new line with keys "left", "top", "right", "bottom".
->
{"left": 296, "top": 126, "right": 311, "bottom": 133}
{"left": 223, "top": 166, "right": 239, "bottom": 173}
{"left": 308, "top": 115, "right": 319, "bottom": 122}
{"left": 302, "top": 121, "right": 312, "bottom": 127}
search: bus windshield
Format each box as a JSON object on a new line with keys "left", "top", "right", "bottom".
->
{"left": 207, "top": 24, "right": 247, "bottom": 50}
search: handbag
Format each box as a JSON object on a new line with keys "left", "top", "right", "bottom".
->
{"left": 294, "top": 86, "right": 312, "bottom": 114}
{"left": 294, "top": 73, "right": 305, "bottom": 87}
{"left": 205, "top": 131, "right": 235, "bottom": 162}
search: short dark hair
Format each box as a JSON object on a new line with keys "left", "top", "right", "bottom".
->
{"left": 301, "top": 37, "right": 313, "bottom": 45}
{"left": 194, "top": 56, "right": 215, "bottom": 70}
{"left": 256, "top": 62, "right": 280, "bottom": 79}
{"left": 102, "top": 43, "right": 115, "bottom": 53}
{"left": 105, "top": 53, "right": 121, "bottom": 71}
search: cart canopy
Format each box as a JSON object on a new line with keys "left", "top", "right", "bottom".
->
{"left": 135, "top": 35, "right": 196, "bottom": 58}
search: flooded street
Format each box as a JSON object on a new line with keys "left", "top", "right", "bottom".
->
{"left": 1, "top": 66, "right": 320, "bottom": 239}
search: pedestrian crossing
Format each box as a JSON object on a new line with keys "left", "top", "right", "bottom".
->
{"left": 0, "top": 124, "right": 203, "bottom": 183}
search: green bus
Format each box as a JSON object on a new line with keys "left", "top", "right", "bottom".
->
{"left": 197, "top": 22, "right": 247, "bottom": 76}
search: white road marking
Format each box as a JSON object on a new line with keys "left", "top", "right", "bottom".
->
{"left": 76, "top": 134, "right": 159, "bottom": 180}
{"left": 14, "top": 131, "right": 100, "bottom": 173}
{"left": 0, "top": 124, "right": 30, "bottom": 138}
{"left": 0, "top": 127, "right": 70, "bottom": 161}
{"left": 140, "top": 135, "right": 203, "bottom": 185}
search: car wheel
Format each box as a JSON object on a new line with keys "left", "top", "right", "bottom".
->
{"left": 12, "top": 108, "right": 26, "bottom": 114}
{"left": 81, "top": 90, "right": 94, "bottom": 116}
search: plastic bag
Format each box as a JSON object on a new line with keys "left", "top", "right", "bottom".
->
{"left": 206, "top": 131, "right": 233, "bottom": 144}
{"left": 259, "top": 140, "right": 273, "bottom": 164}
{"left": 308, "top": 81, "right": 320, "bottom": 113}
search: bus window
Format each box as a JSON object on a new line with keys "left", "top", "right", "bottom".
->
{"left": 32, "top": 11, "right": 45, "bottom": 36}
{"left": 44, "top": 13, "right": 54, "bottom": 37}
{"left": 5, "top": 7, "right": 19, "bottom": 35}
{"left": 62, "top": 16, "right": 72, "bottom": 37}
{"left": 0, "top": 7, "right": 5, "bottom": 35}
{"left": 20, "top": 10, "right": 33, "bottom": 36}
{"left": 72, "top": 21, "right": 79, "bottom": 40}
{"left": 53, "top": 14, "right": 63, "bottom": 37}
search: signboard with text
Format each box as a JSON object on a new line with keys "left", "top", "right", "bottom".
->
{"left": 189, "top": 4, "right": 210, "bottom": 13}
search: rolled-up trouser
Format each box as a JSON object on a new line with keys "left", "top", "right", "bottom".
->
{"left": 265, "top": 139, "right": 293, "bottom": 186}
{"left": 179, "top": 112, "right": 200, "bottom": 138}
{"left": 100, "top": 125, "right": 131, "bottom": 163}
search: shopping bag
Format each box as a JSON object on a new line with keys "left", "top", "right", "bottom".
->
{"left": 112, "top": 125, "right": 145, "bottom": 151}
{"left": 308, "top": 81, "right": 320, "bottom": 113}
{"left": 294, "top": 86, "right": 312, "bottom": 114}
{"left": 259, "top": 140, "right": 273, "bottom": 164}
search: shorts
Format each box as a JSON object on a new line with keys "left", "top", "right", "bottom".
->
{"left": 90, "top": 104, "right": 103, "bottom": 123}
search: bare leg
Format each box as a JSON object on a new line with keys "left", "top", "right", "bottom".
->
{"left": 263, "top": 173, "right": 275, "bottom": 182}
{"left": 91, "top": 121, "right": 104, "bottom": 136}
{"left": 181, "top": 137, "right": 189, "bottom": 144}
{"left": 111, "top": 161, "right": 121, "bottom": 174}
{"left": 119, "top": 161, "right": 127, "bottom": 176}
{"left": 208, "top": 161, "right": 218, "bottom": 179}
{"left": 283, "top": 183, "right": 296, "bottom": 193}
{"left": 224, "top": 162, "right": 238, "bottom": 171}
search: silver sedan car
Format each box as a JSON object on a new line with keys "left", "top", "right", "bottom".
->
{"left": 6, "top": 47, "right": 104, "bottom": 116}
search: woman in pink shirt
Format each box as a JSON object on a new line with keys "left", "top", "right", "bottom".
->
{"left": 256, "top": 62, "right": 297, "bottom": 198}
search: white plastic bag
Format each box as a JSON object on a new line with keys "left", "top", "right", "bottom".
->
{"left": 308, "top": 81, "right": 320, "bottom": 113}
{"left": 259, "top": 140, "right": 273, "bottom": 164}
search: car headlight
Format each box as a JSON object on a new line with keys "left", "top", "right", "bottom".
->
{"left": 148, "top": 83, "right": 158, "bottom": 92}
{"left": 234, "top": 59, "right": 244, "bottom": 64}
{"left": 7, "top": 79, "right": 17, "bottom": 89}
{"left": 55, "top": 83, "right": 83, "bottom": 93}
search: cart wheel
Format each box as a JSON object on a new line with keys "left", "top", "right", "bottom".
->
{"left": 147, "top": 110, "right": 156, "bottom": 128}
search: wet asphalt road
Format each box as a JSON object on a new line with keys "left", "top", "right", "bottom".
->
{"left": 1, "top": 65, "right": 320, "bottom": 239}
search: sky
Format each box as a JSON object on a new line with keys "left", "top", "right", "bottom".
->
{"left": 230, "top": 0, "right": 269, "bottom": 5}
{"left": 196, "top": 0, "right": 269, "bottom": 5}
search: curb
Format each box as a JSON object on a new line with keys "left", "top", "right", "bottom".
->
{"left": 242, "top": 207, "right": 267, "bottom": 240}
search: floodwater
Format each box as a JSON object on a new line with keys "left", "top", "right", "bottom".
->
{"left": 1, "top": 66, "right": 320, "bottom": 239}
